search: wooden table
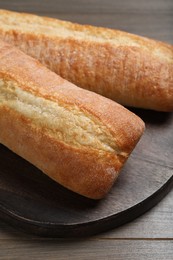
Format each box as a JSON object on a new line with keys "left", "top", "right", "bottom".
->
{"left": 0, "top": 0, "right": 173, "bottom": 259}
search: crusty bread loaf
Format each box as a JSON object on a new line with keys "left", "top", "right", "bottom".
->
{"left": 0, "top": 40, "right": 144, "bottom": 199}
{"left": 0, "top": 9, "right": 172, "bottom": 111}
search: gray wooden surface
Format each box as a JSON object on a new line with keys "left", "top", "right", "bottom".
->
{"left": 0, "top": 0, "right": 173, "bottom": 259}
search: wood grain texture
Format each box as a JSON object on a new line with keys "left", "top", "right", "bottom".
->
{"left": 0, "top": 187, "right": 173, "bottom": 240}
{"left": 103, "top": 188, "right": 173, "bottom": 239}
{"left": 0, "top": 240, "right": 173, "bottom": 260}
{"left": 0, "top": 0, "right": 172, "bottom": 14}
{"left": 0, "top": 0, "right": 172, "bottom": 258}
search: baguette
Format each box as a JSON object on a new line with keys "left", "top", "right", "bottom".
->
{"left": 0, "top": 9, "right": 172, "bottom": 111}
{"left": 0, "top": 40, "right": 144, "bottom": 199}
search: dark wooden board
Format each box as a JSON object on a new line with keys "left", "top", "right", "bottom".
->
{"left": 0, "top": 109, "right": 173, "bottom": 237}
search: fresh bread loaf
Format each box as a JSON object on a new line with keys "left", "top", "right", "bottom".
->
{"left": 0, "top": 9, "right": 172, "bottom": 111}
{"left": 0, "top": 40, "right": 144, "bottom": 199}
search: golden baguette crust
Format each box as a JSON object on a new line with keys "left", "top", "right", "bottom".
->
{"left": 0, "top": 9, "right": 172, "bottom": 111}
{"left": 0, "top": 41, "right": 144, "bottom": 199}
